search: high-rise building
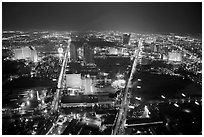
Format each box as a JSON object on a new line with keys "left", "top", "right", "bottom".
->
{"left": 58, "top": 47, "right": 63, "bottom": 57}
{"left": 82, "top": 76, "right": 97, "bottom": 94}
{"left": 70, "top": 43, "right": 77, "bottom": 62}
{"left": 13, "top": 46, "right": 38, "bottom": 62}
{"left": 83, "top": 43, "right": 94, "bottom": 65}
{"left": 109, "top": 47, "right": 118, "bottom": 55}
{"left": 29, "top": 46, "right": 38, "bottom": 62}
{"left": 123, "top": 33, "right": 131, "bottom": 45}
{"left": 140, "top": 57, "right": 151, "bottom": 65}
{"left": 65, "top": 74, "right": 82, "bottom": 89}
{"left": 77, "top": 47, "right": 83, "bottom": 60}
{"left": 168, "top": 52, "right": 182, "bottom": 62}
{"left": 162, "top": 54, "right": 168, "bottom": 61}
{"left": 13, "top": 48, "right": 23, "bottom": 59}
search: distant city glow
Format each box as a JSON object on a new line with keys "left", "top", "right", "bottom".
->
{"left": 2, "top": 25, "right": 202, "bottom": 135}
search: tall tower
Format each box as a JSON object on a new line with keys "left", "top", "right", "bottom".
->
{"left": 123, "top": 33, "right": 131, "bottom": 45}
{"left": 82, "top": 43, "right": 94, "bottom": 65}
{"left": 70, "top": 43, "right": 77, "bottom": 62}
{"left": 29, "top": 46, "right": 38, "bottom": 62}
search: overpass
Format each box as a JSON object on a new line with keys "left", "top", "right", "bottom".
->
{"left": 112, "top": 39, "right": 143, "bottom": 135}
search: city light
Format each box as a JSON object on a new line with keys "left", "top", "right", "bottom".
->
{"left": 2, "top": 4, "right": 202, "bottom": 134}
{"left": 161, "top": 95, "right": 166, "bottom": 99}
{"left": 174, "top": 103, "right": 179, "bottom": 107}
{"left": 136, "top": 86, "right": 141, "bottom": 89}
{"left": 183, "top": 109, "right": 191, "bottom": 113}
{"left": 195, "top": 101, "right": 199, "bottom": 105}
{"left": 30, "top": 93, "right": 34, "bottom": 98}
{"left": 181, "top": 93, "right": 186, "bottom": 97}
{"left": 135, "top": 97, "right": 142, "bottom": 101}
{"left": 27, "top": 100, "right": 30, "bottom": 105}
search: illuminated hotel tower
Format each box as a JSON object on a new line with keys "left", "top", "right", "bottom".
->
{"left": 13, "top": 46, "right": 38, "bottom": 62}
{"left": 82, "top": 43, "right": 94, "bottom": 65}
{"left": 168, "top": 52, "right": 182, "bottom": 63}
{"left": 123, "top": 33, "right": 131, "bottom": 45}
{"left": 70, "top": 43, "right": 78, "bottom": 62}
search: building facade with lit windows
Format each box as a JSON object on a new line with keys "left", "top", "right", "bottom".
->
{"left": 82, "top": 43, "right": 94, "bottom": 65}
{"left": 168, "top": 52, "right": 182, "bottom": 63}
{"left": 13, "top": 46, "right": 38, "bottom": 62}
{"left": 123, "top": 33, "right": 131, "bottom": 45}
{"left": 70, "top": 43, "right": 78, "bottom": 62}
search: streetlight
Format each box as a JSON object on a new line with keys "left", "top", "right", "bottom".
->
{"left": 181, "top": 93, "right": 186, "bottom": 97}
{"left": 195, "top": 101, "right": 199, "bottom": 105}
{"left": 137, "top": 86, "right": 141, "bottom": 89}
{"left": 30, "top": 93, "right": 34, "bottom": 99}
{"left": 161, "top": 95, "right": 166, "bottom": 99}
{"left": 27, "top": 100, "right": 30, "bottom": 106}
{"left": 135, "top": 97, "right": 142, "bottom": 101}
{"left": 174, "top": 103, "right": 179, "bottom": 107}
{"left": 138, "top": 78, "right": 141, "bottom": 82}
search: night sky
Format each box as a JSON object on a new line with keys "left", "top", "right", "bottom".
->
{"left": 2, "top": 2, "right": 202, "bottom": 34}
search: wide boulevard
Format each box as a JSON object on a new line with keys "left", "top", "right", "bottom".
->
{"left": 112, "top": 39, "right": 143, "bottom": 135}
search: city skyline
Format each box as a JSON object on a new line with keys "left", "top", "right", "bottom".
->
{"left": 3, "top": 2, "right": 202, "bottom": 34}
{"left": 2, "top": 2, "right": 202, "bottom": 135}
